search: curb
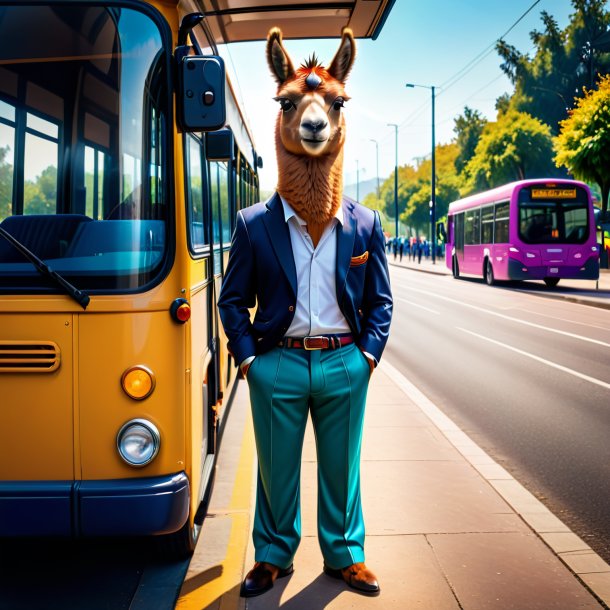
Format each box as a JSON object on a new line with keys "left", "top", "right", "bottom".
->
{"left": 381, "top": 359, "right": 610, "bottom": 609}
{"left": 389, "top": 261, "right": 610, "bottom": 311}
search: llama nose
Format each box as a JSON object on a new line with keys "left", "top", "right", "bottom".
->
{"left": 302, "top": 119, "right": 328, "bottom": 134}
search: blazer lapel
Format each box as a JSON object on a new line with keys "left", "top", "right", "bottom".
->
{"left": 336, "top": 199, "right": 356, "bottom": 302}
{"left": 262, "top": 192, "right": 297, "bottom": 297}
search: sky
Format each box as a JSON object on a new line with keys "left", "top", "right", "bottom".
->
{"left": 220, "top": 0, "right": 579, "bottom": 194}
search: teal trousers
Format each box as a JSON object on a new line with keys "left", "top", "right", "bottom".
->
{"left": 246, "top": 343, "right": 370, "bottom": 570}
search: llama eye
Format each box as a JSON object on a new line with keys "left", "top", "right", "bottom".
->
{"left": 277, "top": 98, "right": 295, "bottom": 113}
{"left": 332, "top": 97, "right": 345, "bottom": 111}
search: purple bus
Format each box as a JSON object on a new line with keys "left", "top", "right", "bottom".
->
{"left": 443, "top": 179, "right": 600, "bottom": 287}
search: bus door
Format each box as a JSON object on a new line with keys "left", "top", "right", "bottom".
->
{"left": 454, "top": 212, "right": 464, "bottom": 267}
{"left": 185, "top": 132, "right": 213, "bottom": 467}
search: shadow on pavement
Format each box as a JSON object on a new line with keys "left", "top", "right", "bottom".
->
{"left": 0, "top": 536, "right": 187, "bottom": 610}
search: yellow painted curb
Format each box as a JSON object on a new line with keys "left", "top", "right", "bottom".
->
{"left": 177, "top": 409, "right": 255, "bottom": 609}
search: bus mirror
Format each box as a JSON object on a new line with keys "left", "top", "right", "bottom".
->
{"left": 257, "top": 156, "right": 264, "bottom": 169}
{"left": 177, "top": 55, "right": 226, "bottom": 132}
{"left": 437, "top": 222, "right": 447, "bottom": 242}
{"left": 206, "top": 129, "right": 234, "bottom": 161}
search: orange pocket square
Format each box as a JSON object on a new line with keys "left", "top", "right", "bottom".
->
{"left": 350, "top": 251, "right": 369, "bottom": 267}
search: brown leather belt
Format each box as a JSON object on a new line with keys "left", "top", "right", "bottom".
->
{"left": 280, "top": 335, "right": 354, "bottom": 350}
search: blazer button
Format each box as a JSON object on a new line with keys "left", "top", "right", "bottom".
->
{"left": 288, "top": 305, "right": 294, "bottom": 312}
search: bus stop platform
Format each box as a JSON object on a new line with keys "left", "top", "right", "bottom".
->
{"left": 389, "top": 255, "right": 610, "bottom": 310}
{"left": 176, "top": 362, "right": 610, "bottom": 609}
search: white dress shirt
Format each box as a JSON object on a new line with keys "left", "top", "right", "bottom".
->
{"left": 281, "top": 196, "right": 351, "bottom": 337}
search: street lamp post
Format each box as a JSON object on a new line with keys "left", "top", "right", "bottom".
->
{"left": 406, "top": 83, "right": 436, "bottom": 264}
{"left": 370, "top": 139, "right": 380, "bottom": 200}
{"left": 387, "top": 123, "right": 399, "bottom": 239}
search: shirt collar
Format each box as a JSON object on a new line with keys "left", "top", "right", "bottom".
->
{"left": 280, "top": 195, "right": 344, "bottom": 226}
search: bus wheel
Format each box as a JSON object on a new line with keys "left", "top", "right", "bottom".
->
{"left": 485, "top": 259, "right": 495, "bottom": 286}
{"left": 159, "top": 517, "right": 199, "bottom": 559}
{"left": 452, "top": 256, "right": 460, "bottom": 279}
{"left": 544, "top": 277, "right": 560, "bottom": 288}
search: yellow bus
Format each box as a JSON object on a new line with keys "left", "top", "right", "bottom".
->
{"left": 0, "top": 0, "right": 394, "bottom": 556}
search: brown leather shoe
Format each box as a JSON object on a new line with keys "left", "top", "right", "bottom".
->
{"left": 324, "top": 562, "right": 380, "bottom": 595}
{"left": 240, "top": 561, "right": 294, "bottom": 597}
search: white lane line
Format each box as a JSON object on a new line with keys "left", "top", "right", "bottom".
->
{"left": 399, "top": 285, "right": 610, "bottom": 349}
{"left": 518, "top": 309, "right": 610, "bottom": 332}
{"left": 396, "top": 297, "right": 440, "bottom": 315}
{"left": 457, "top": 327, "right": 610, "bottom": 391}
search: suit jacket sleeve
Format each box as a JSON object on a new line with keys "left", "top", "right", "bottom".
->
{"left": 359, "top": 211, "right": 393, "bottom": 362}
{"left": 218, "top": 211, "right": 257, "bottom": 365}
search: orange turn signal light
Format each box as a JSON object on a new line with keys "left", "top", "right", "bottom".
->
{"left": 121, "top": 365, "right": 155, "bottom": 401}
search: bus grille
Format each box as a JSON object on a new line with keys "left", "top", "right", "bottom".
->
{"left": 0, "top": 341, "right": 60, "bottom": 373}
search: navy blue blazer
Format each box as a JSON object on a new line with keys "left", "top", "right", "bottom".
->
{"left": 218, "top": 193, "right": 393, "bottom": 365}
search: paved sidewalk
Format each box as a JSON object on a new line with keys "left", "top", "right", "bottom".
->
{"left": 179, "top": 362, "right": 610, "bottom": 609}
{"left": 389, "top": 254, "right": 610, "bottom": 310}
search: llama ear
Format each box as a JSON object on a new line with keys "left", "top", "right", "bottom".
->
{"left": 266, "top": 27, "right": 295, "bottom": 85}
{"left": 328, "top": 27, "right": 356, "bottom": 83}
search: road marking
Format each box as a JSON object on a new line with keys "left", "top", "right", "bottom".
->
{"left": 399, "top": 284, "right": 610, "bottom": 349}
{"left": 518, "top": 308, "right": 610, "bottom": 332}
{"left": 457, "top": 327, "right": 610, "bottom": 391}
{"left": 396, "top": 297, "right": 440, "bottom": 315}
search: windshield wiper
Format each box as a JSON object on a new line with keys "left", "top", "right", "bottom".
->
{"left": 0, "top": 225, "right": 90, "bottom": 310}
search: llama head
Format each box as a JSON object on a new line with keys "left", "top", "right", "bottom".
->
{"left": 266, "top": 27, "right": 356, "bottom": 158}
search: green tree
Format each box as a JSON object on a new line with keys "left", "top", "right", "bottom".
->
{"left": 464, "top": 111, "right": 558, "bottom": 193}
{"left": 400, "top": 144, "right": 461, "bottom": 236}
{"left": 454, "top": 107, "right": 488, "bottom": 174}
{"left": 0, "top": 146, "right": 12, "bottom": 222}
{"left": 555, "top": 74, "right": 610, "bottom": 211}
{"left": 496, "top": 1, "right": 610, "bottom": 132}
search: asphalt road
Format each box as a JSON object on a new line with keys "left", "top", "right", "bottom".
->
{"left": 385, "top": 266, "right": 610, "bottom": 563}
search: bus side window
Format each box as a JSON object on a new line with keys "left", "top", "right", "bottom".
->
{"left": 494, "top": 201, "right": 510, "bottom": 243}
{"left": 186, "top": 134, "right": 208, "bottom": 252}
{"left": 465, "top": 208, "right": 481, "bottom": 245}
{"left": 481, "top": 206, "right": 494, "bottom": 244}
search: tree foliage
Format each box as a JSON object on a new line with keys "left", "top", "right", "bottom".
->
{"left": 463, "top": 110, "right": 559, "bottom": 193}
{"left": 0, "top": 146, "right": 12, "bottom": 222}
{"left": 496, "top": 0, "right": 610, "bottom": 132}
{"left": 555, "top": 74, "right": 610, "bottom": 211}
{"left": 454, "top": 107, "right": 488, "bottom": 174}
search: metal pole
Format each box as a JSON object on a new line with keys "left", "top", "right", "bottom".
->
{"left": 406, "top": 82, "right": 437, "bottom": 263}
{"left": 370, "top": 139, "right": 380, "bottom": 199}
{"left": 431, "top": 86, "right": 436, "bottom": 264}
{"left": 387, "top": 124, "right": 398, "bottom": 238}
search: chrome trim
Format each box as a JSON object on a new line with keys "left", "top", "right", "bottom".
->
{"left": 116, "top": 419, "right": 161, "bottom": 467}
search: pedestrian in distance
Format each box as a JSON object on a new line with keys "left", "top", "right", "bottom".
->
{"left": 218, "top": 27, "right": 393, "bottom": 600}
{"left": 398, "top": 237, "right": 404, "bottom": 262}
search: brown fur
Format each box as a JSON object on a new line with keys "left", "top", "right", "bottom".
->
{"left": 267, "top": 28, "right": 355, "bottom": 246}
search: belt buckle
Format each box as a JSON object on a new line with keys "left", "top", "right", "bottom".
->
{"left": 303, "top": 335, "right": 327, "bottom": 350}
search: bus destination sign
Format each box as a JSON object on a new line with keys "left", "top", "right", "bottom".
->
{"left": 531, "top": 188, "right": 577, "bottom": 199}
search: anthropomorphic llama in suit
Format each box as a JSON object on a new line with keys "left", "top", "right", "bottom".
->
{"left": 218, "top": 27, "right": 392, "bottom": 597}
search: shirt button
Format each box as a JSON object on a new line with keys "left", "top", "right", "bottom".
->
{"left": 288, "top": 305, "right": 294, "bottom": 312}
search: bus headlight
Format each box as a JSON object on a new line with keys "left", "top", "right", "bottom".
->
{"left": 116, "top": 419, "right": 160, "bottom": 466}
{"left": 121, "top": 365, "right": 155, "bottom": 400}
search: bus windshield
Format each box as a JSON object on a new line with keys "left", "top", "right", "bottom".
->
{"left": 518, "top": 185, "right": 590, "bottom": 245}
{"left": 0, "top": 4, "right": 171, "bottom": 293}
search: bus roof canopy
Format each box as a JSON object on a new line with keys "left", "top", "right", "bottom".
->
{"left": 194, "top": 0, "right": 396, "bottom": 43}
